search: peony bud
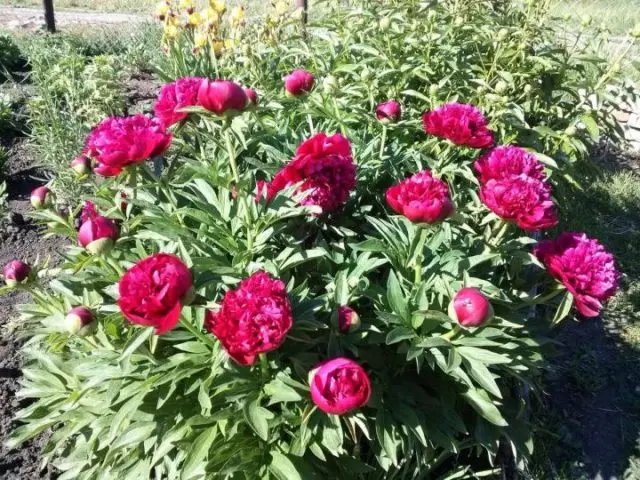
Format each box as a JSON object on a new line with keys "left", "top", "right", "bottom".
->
{"left": 284, "top": 69, "right": 315, "bottom": 96}
{"left": 632, "top": 24, "right": 640, "bottom": 39}
{"left": 30, "top": 186, "right": 50, "bottom": 209}
{"left": 524, "top": 84, "right": 533, "bottom": 94}
{"left": 243, "top": 87, "right": 258, "bottom": 107}
{"left": 322, "top": 75, "right": 338, "bottom": 94}
{"left": 64, "top": 307, "right": 94, "bottom": 334}
{"left": 580, "top": 15, "right": 592, "bottom": 27}
{"left": 495, "top": 80, "right": 508, "bottom": 94}
{"left": 71, "top": 155, "right": 92, "bottom": 177}
{"left": 379, "top": 17, "right": 391, "bottom": 30}
{"left": 496, "top": 28, "right": 508, "bottom": 42}
{"left": 197, "top": 79, "right": 248, "bottom": 116}
{"left": 78, "top": 203, "right": 119, "bottom": 255}
{"left": 337, "top": 306, "right": 361, "bottom": 333}
{"left": 375, "top": 100, "right": 402, "bottom": 123}
{"left": 3, "top": 260, "right": 30, "bottom": 287}
{"left": 448, "top": 287, "right": 494, "bottom": 328}
{"left": 564, "top": 125, "right": 577, "bottom": 137}
{"left": 429, "top": 84, "right": 439, "bottom": 96}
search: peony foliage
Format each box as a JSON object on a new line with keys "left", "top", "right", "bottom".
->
{"left": 2, "top": 0, "right": 631, "bottom": 478}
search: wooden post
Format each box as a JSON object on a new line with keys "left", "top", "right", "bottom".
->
{"left": 295, "top": 0, "right": 308, "bottom": 25}
{"left": 43, "top": 0, "right": 56, "bottom": 33}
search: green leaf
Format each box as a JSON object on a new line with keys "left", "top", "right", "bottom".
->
{"left": 243, "top": 395, "right": 272, "bottom": 441}
{"left": 118, "top": 327, "right": 154, "bottom": 366}
{"left": 552, "top": 291, "right": 574, "bottom": 324}
{"left": 386, "top": 271, "right": 409, "bottom": 320}
{"left": 579, "top": 114, "right": 600, "bottom": 141}
{"left": 110, "top": 421, "right": 156, "bottom": 452}
{"left": 463, "top": 359, "right": 502, "bottom": 398}
{"left": 385, "top": 326, "right": 415, "bottom": 345}
{"left": 462, "top": 389, "right": 507, "bottom": 426}
{"left": 181, "top": 426, "right": 217, "bottom": 480}
{"left": 269, "top": 451, "right": 302, "bottom": 480}
{"left": 265, "top": 379, "right": 303, "bottom": 405}
{"left": 458, "top": 346, "right": 511, "bottom": 365}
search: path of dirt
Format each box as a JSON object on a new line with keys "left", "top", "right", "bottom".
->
{"left": 0, "top": 6, "right": 145, "bottom": 30}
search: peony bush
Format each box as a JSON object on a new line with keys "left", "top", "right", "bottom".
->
{"left": 1, "top": 0, "right": 632, "bottom": 478}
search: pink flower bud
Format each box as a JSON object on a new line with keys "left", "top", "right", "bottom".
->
{"left": 78, "top": 202, "right": 119, "bottom": 254}
{"left": 337, "top": 306, "right": 361, "bottom": 333}
{"left": 376, "top": 100, "right": 401, "bottom": 123}
{"left": 3, "top": 260, "right": 31, "bottom": 287}
{"left": 64, "top": 307, "right": 94, "bottom": 334}
{"left": 284, "top": 69, "right": 314, "bottom": 96}
{"left": 448, "top": 287, "right": 494, "bottom": 328}
{"left": 244, "top": 87, "right": 258, "bottom": 106}
{"left": 309, "top": 358, "right": 371, "bottom": 415}
{"left": 71, "top": 155, "right": 92, "bottom": 176}
{"left": 197, "top": 79, "right": 248, "bottom": 116}
{"left": 386, "top": 170, "right": 455, "bottom": 224}
{"left": 30, "top": 186, "right": 50, "bottom": 209}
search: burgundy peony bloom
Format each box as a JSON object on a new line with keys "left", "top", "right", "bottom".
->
{"left": 86, "top": 114, "right": 172, "bottom": 177}
{"left": 338, "top": 306, "right": 361, "bottom": 333}
{"left": 2, "top": 260, "right": 30, "bottom": 287}
{"left": 244, "top": 87, "right": 258, "bottom": 106}
{"left": 284, "top": 69, "right": 315, "bottom": 96}
{"left": 422, "top": 102, "right": 494, "bottom": 148}
{"left": 534, "top": 232, "right": 619, "bottom": 317}
{"left": 261, "top": 133, "right": 356, "bottom": 214}
{"left": 64, "top": 307, "right": 94, "bottom": 334}
{"left": 78, "top": 201, "right": 119, "bottom": 254}
{"left": 71, "top": 155, "right": 92, "bottom": 176}
{"left": 154, "top": 76, "right": 203, "bottom": 127}
{"left": 448, "top": 287, "right": 494, "bottom": 327}
{"left": 376, "top": 100, "right": 402, "bottom": 123}
{"left": 480, "top": 175, "right": 558, "bottom": 231}
{"left": 30, "top": 186, "right": 49, "bottom": 209}
{"left": 310, "top": 357, "right": 371, "bottom": 415}
{"left": 197, "top": 79, "right": 248, "bottom": 115}
{"left": 474, "top": 145, "right": 546, "bottom": 184}
{"left": 386, "top": 170, "right": 455, "bottom": 224}
{"left": 118, "top": 253, "right": 193, "bottom": 335}
{"left": 205, "top": 271, "right": 293, "bottom": 365}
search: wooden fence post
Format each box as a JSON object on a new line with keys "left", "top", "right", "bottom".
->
{"left": 295, "top": 0, "right": 308, "bottom": 25}
{"left": 43, "top": 0, "right": 56, "bottom": 32}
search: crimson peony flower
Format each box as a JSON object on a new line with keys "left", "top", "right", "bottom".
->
{"left": 71, "top": 155, "right": 92, "bottom": 176}
{"left": 244, "top": 87, "right": 258, "bottom": 106}
{"left": 309, "top": 357, "right": 371, "bottom": 415}
{"left": 154, "top": 76, "right": 203, "bottom": 127}
{"left": 206, "top": 271, "right": 292, "bottom": 365}
{"left": 284, "top": 69, "right": 315, "bottom": 96}
{"left": 422, "top": 102, "right": 494, "bottom": 148}
{"left": 386, "top": 170, "right": 455, "bottom": 224}
{"left": 448, "top": 287, "right": 494, "bottom": 327}
{"left": 197, "top": 79, "right": 248, "bottom": 115}
{"left": 2, "top": 260, "right": 30, "bottom": 287}
{"left": 30, "top": 186, "right": 49, "bottom": 209}
{"left": 474, "top": 145, "right": 546, "bottom": 184}
{"left": 480, "top": 175, "right": 558, "bottom": 231}
{"left": 376, "top": 100, "right": 402, "bottom": 123}
{"left": 534, "top": 232, "right": 619, "bottom": 317}
{"left": 86, "top": 115, "right": 172, "bottom": 177}
{"left": 337, "top": 306, "right": 361, "bottom": 333}
{"left": 64, "top": 307, "right": 94, "bottom": 334}
{"left": 118, "top": 253, "right": 193, "bottom": 335}
{"left": 261, "top": 133, "right": 356, "bottom": 214}
{"left": 77, "top": 201, "right": 119, "bottom": 254}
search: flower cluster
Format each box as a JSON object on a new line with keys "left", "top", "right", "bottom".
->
{"left": 475, "top": 145, "right": 558, "bottom": 231}
{"left": 154, "top": 76, "right": 203, "bottom": 127}
{"left": 423, "top": 102, "right": 494, "bottom": 148}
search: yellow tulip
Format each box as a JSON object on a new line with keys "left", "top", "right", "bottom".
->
{"left": 186, "top": 12, "right": 201, "bottom": 27}
{"left": 230, "top": 5, "right": 245, "bottom": 24}
{"left": 194, "top": 31, "right": 208, "bottom": 48}
{"left": 275, "top": 1, "right": 288, "bottom": 15}
{"left": 154, "top": 1, "right": 170, "bottom": 19}
{"left": 210, "top": 0, "right": 226, "bottom": 13}
{"left": 164, "top": 24, "right": 179, "bottom": 39}
{"left": 179, "top": 0, "right": 193, "bottom": 11}
{"left": 202, "top": 7, "right": 220, "bottom": 25}
{"left": 213, "top": 40, "right": 224, "bottom": 57}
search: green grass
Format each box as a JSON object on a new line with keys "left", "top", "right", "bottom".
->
{"left": 551, "top": 0, "right": 640, "bottom": 35}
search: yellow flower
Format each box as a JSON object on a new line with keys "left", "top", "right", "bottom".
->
{"left": 230, "top": 5, "right": 245, "bottom": 24}
{"left": 224, "top": 37, "right": 238, "bottom": 48}
{"left": 186, "top": 12, "right": 201, "bottom": 27}
{"left": 179, "top": 0, "right": 193, "bottom": 11}
{"left": 154, "top": 1, "right": 170, "bottom": 19}
{"left": 201, "top": 7, "right": 220, "bottom": 26}
{"left": 194, "top": 30, "right": 208, "bottom": 48}
{"left": 210, "top": 0, "right": 226, "bottom": 13}
{"left": 213, "top": 40, "right": 224, "bottom": 57}
{"left": 164, "top": 23, "right": 179, "bottom": 39}
{"left": 274, "top": 1, "right": 288, "bottom": 15}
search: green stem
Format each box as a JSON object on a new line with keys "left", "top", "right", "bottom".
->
{"left": 307, "top": 113, "right": 314, "bottom": 134}
{"left": 179, "top": 317, "right": 215, "bottom": 347}
{"left": 379, "top": 124, "right": 387, "bottom": 160}
{"left": 149, "top": 334, "right": 158, "bottom": 354}
{"left": 259, "top": 353, "right": 269, "bottom": 380}
{"left": 490, "top": 219, "right": 510, "bottom": 247}
{"left": 440, "top": 325, "right": 461, "bottom": 341}
{"left": 129, "top": 168, "right": 138, "bottom": 201}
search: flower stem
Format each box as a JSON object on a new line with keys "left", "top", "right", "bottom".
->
{"left": 440, "top": 325, "right": 461, "bottom": 341}
{"left": 223, "top": 127, "right": 240, "bottom": 185}
{"left": 259, "top": 353, "right": 269, "bottom": 380}
{"left": 307, "top": 114, "right": 314, "bottom": 134}
{"left": 379, "top": 124, "right": 387, "bottom": 160}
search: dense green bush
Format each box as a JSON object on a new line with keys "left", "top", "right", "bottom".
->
{"left": 0, "top": 32, "right": 27, "bottom": 80}
{"left": 3, "top": 0, "right": 631, "bottom": 479}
